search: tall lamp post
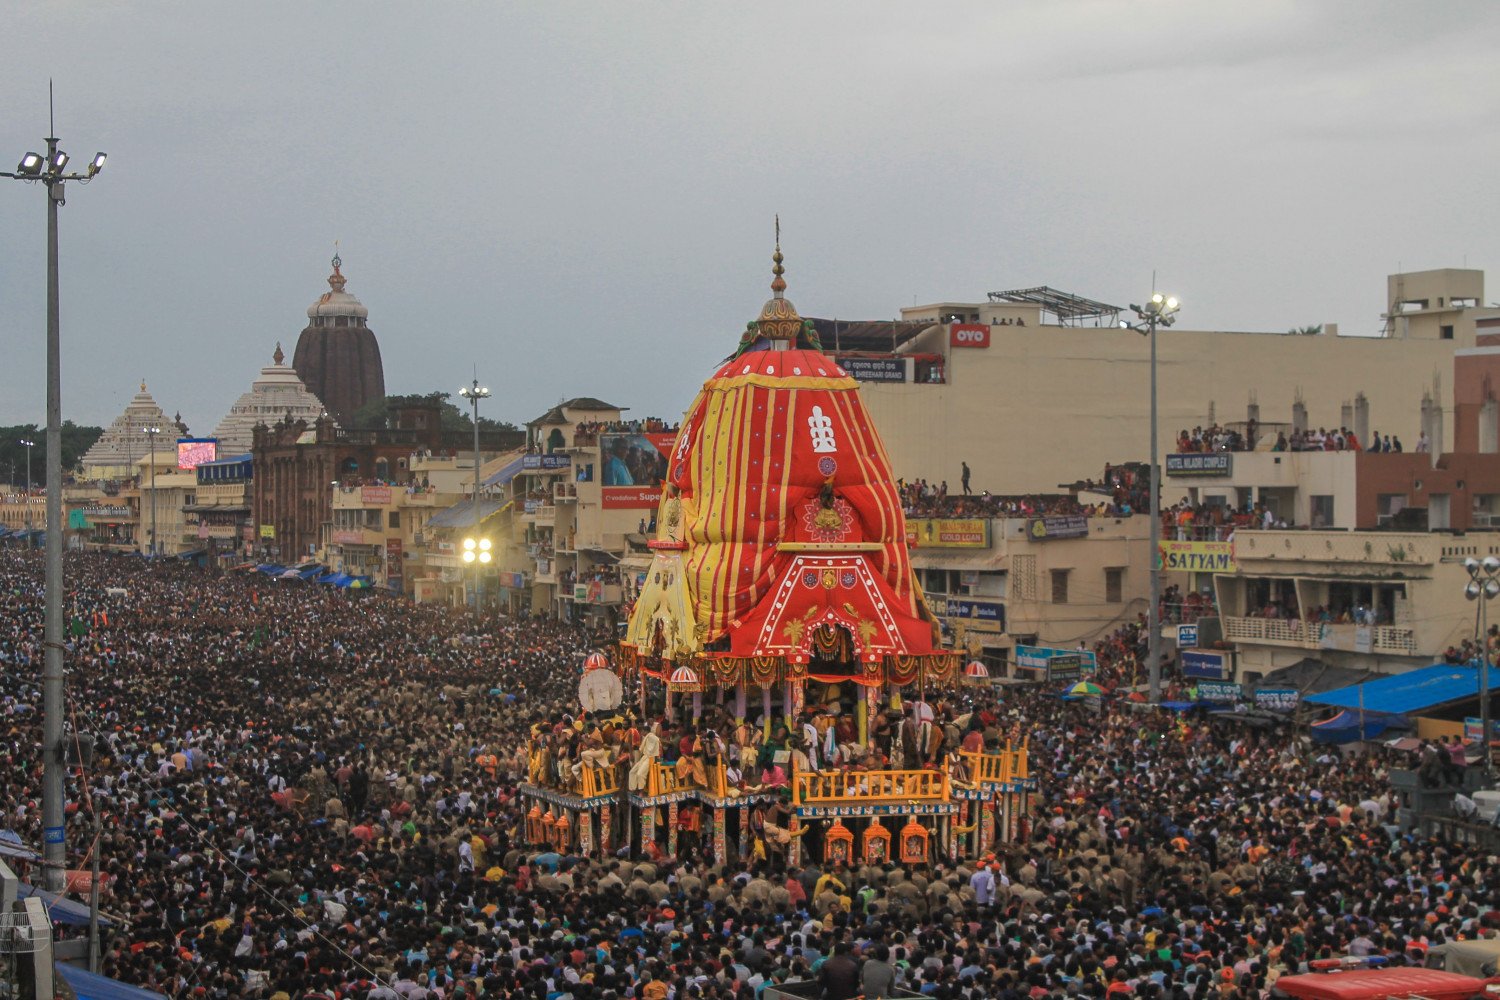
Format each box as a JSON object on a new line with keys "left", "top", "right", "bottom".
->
{"left": 144, "top": 425, "right": 161, "bottom": 557}
{"left": 457, "top": 379, "right": 491, "bottom": 610}
{"left": 19, "top": 438, "right": 35, "bottom": 531}
{"left": 2, "top": 120, "right": 107, "bottom": 892}
{"left": 1464, "top": 555, "right": 1499, "bottom": 778}
{"left": 1121, "top": 292, "right": 1180, "bottom": 702}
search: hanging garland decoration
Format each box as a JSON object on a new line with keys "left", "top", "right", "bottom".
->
{"left": 926, "top": 652, "right": 960, "bottom": 683}
{"left": 811, "top": 624, "right": 845, "bottom": 659}
{"left": 886, "top": 655, "right": 922, "bottom": 687}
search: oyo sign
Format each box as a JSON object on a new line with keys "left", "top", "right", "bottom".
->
{"left": 950, "top": 323, "right": 991, "bottom": 348}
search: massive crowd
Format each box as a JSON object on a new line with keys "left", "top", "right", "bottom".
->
{"left": 0, "top": 549, "right": 1495, "bottom": 1000}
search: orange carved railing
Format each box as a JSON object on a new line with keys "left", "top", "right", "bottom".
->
{"left": 960, "top": 740, "right": 1030, "bottom": 786}
{"left": 793, "top": 768, "right": 949, "bottom": 807}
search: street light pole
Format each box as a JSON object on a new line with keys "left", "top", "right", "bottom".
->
{"left": 19, "top": 438, "right": 35, "bottom": 530}
{"left": 1465, "top": 556, "right": 1499, "bottom": 779}
{"left": 1122, "top": 293, "right": 1181, "bottom": 703}
{"left": 458, "top": 378, "right": 492, "bottom": 611}
{"left": 3, "top": 115, "right": 108, "bottom": 892}
{"left": 145, "top": 426, "right": 161, "bottom": 557}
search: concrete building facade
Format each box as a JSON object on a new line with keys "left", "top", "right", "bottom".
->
{"left": 845, "top": 269, "right": 1492, "bottom": 495}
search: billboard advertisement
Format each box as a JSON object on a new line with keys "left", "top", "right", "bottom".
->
{"left": 949, "top": 323, "right": 991, "bottom": 348}
{"left": 1182, "top": 649, "right": 1228, "bottom": 680}
{"left": 1015, "top": 645, "right": 1098, "bottom": 673}
{"left": 907, "top": 518, "right": 990, "bottom": 548}
{"left": 601, "top": 432, "right": 675, "bottom": 509}
{"left": 362, "top": 485, "right": 393, "bottom": 506}
{"left": 1159, "top": 539, "right": 1237, "bottom": 573}
{"left": 1026, "top": 515, "right": 1089, "bottom": 541}
{"left": 1198, "top": 679, "right": 1243, "bottom": 703}
{"left": 837, "top": 357, "right": 907, "bottom": 383}
{"left": 1165, "top": 453, "right": 1232, "bottom": 476}
{"left": 1255, "top": 688, "right": 1300, "bottom": 713}
{"left": 942, "top": 596, "right": 1005, "bottom": 631}
{"left": 176, "top": 438, "right": 217, "bottom": 470}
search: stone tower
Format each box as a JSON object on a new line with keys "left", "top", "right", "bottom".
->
{"left": 291, "top": 254, "right": 385, "bottom": 427}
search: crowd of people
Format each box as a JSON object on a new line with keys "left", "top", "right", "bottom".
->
{"left": 0, "top": 549, "right": 1496, "bottom": 1000}
{"left": 899, "top": 483, "right": 1136, "bottom": 522}
{"left": 1175, "top": 423, "right": 1422, "bottom": 456}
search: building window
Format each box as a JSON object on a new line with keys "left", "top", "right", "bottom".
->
{"left": 1440, "top": 324, "right": 1454, "bottom": 340}
{"left": 1310, "top": 495, "right": 1335, "bottom": 529}
{"left": 1105, "top": 568, "right": 1123, "bottom": 604}
{"left": 388, "top": 511, "right": 400, "bottom": 529}
{"left": 1050, "top": 569, "right": 1069, "bottom": 604}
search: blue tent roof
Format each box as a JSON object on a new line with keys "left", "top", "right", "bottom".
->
{"left": 56, "top": 963, "right": 165, "bottom": 1000}
{"left": 483, "top": 454, "right": 525, "bottom": 488}
{"left": 1311, "top": 710, "right": 1404, "bottom": 744}
{"left": 17, "top": 883, "right": 114, "bottom": 928}
{"left": 1305, "top": 664, "right": 1500, "bottom": 714}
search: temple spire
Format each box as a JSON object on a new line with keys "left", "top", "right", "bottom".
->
{"left": 771, "top": 215, "right": 786, "bottom": 297}
{"left": 328, "top": 246, "right": 346, "bottom": 293}
{"left": 273, "top": 342, "right": 285, "bottom": 366}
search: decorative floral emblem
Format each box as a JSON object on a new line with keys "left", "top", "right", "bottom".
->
{"left": 817, "top": 456, "right": 837, "bottom": 476}
{"left": 840, "top": 570, "right": 857, "bottom": 588}
{"left": 802, "top": 497, "right": 855, "bottom": 543}
{"left": 802, "top": 571, "right": 819, "bottom": 588}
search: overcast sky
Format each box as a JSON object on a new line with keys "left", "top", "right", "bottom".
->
{"left": 3, "top": 2, "right": 1497, "bottom": 434}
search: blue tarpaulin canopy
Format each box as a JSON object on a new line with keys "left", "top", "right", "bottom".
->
{"left": 1305, "top": 664, "right": 1500, "bottom": 715}
{"left": 1311, "top": 710, "right": 1406, "bottom": 744}
{"left": 254, "top": 563, "right": 286, "bottom": 576}
{"left": 16, "top": 883, "right": 114, "bottom": 928}
{"left": 482, "top": 454, "right": 525, "bottom": 488}
{"left": 56, "top": 963, "right": 165, "bottom": 1000}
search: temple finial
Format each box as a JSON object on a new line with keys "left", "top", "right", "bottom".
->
{"left": 328, "top": 243, "right": 347, "bottom": 293}
{"left": 140, "top": 379, "right": 147, "bottom": 393}
{"left": 273, "top": 341, "right": 285, "bottom": 366}
{"left": 771, "top": 215, "right": 786, "bottom": 297}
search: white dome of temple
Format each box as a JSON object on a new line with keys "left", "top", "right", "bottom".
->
{"left": 211, "top": 343, "right": 330, "bottom": 456}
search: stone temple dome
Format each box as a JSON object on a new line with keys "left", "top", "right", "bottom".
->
{"left": 212, "top": 343, "right": 331, "bottom": 456}
{"left": 291, "top": 253, "right": 386, "bottom": 427}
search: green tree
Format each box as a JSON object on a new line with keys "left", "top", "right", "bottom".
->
{"left": 0, "top": 422, "right": 103, "bottom": 487}
{"left": 348, "top": 392, "right": 517, "bottom": 433}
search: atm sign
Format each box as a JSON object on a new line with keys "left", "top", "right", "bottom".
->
{"left": 950, "top": 324, "right": 991, "bottom": 348}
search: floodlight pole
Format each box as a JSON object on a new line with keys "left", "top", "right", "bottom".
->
{"left": 1123, "top": 294, "right": 1180, "bottom": 704}
{"left": 42, "top": 134, "right": 66, "bottom": 892}
{"left": 1148, "top": 311, "right": 1161, "bottom": 702}
{"left": 4, "top": 125, "right": 107, "bottom": 891}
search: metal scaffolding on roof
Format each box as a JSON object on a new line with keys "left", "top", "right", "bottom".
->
{"left": 986, "top": 286, "right": 1124, "bottom": 327}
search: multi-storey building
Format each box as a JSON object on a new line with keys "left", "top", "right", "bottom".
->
{"left": 834, "top": 268, "right": 1495, "bottom": 495}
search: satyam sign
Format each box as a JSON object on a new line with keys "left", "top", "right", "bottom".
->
{"left": 1159, "top": 540, "right": 1237, "bottom": 573}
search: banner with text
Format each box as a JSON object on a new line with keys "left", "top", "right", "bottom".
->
{"left": 837, "top": 356, "right": 907, "bottom": 383}
{"left": 1015, "top": 645, "right": 1098, "bottom": 673}
{"left": 1182, "top": 649, "right": 1229, "bottom": 680}
{"left": 1254, "top": 688, "right": 1300, "bottom": 713}
{"left": 942, "top": 596, "right": 1005, "bottom": 631}
{"left": 1026, "top": 515, "right": 1089, "bottom": 541}
{"left": 1159, "top": 539, "right": 1237, "bottom": 573}
{"left": 1197, "top": 679, "right": 1244, "bottom": 703}
{"left": 601, "top": 432, "right": 675, "bottom": 509}
{"left": 907, "top": 518, "right": 990, "bottom": 548}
